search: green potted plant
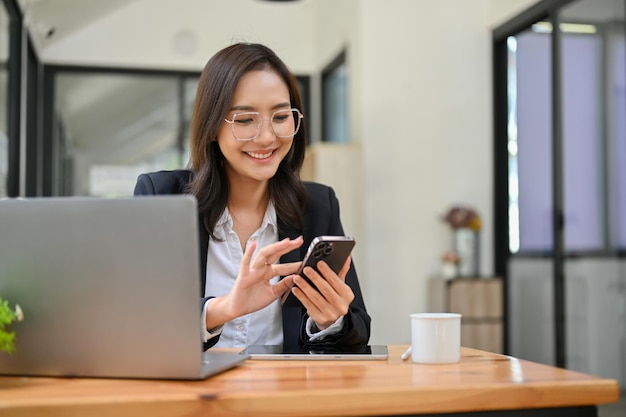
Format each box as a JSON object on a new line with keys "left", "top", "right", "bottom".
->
{"left": 0, "top": 297, "right": 23, "bottom": 354}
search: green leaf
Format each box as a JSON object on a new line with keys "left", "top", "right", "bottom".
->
{"left": 0, "top": 298, "right": 18, "bottom": 354}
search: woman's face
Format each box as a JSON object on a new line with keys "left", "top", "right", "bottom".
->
{"left": 217, "top": 69, "right": 295, "bottom": 185}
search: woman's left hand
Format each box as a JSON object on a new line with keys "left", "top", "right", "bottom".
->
{"left": 291, "top": 256, "right": 354, "bottom": 330}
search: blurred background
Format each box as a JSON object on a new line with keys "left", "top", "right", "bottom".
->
{"left": 1, "top": 0, "right": 624, "bottom": 402}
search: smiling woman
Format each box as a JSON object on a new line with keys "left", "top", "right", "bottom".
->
{"left": 217, "top": 69, "right": 299, "bottom": 184}
{"left": 133, "top": 42, "right": 371, "bottom": 352}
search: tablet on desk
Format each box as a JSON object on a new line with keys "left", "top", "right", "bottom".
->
{"left": 240, "top": 344, "right": 389, "bottom": 360}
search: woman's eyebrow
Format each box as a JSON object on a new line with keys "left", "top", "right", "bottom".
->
{"left": 229, "top": 105, "right": 255, "bottom": 112}
{"left": 271, "top": 102, "right": 291, "bottom": 110}
{"left": 229, "top": 102, "right": 291, "bottom": 112}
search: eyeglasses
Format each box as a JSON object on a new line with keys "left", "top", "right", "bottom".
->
{"left": 224, "top": 108, "right": 303, "bottom": 141}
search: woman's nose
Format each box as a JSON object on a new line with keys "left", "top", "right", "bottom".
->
{"left": 254, "top": 119, "right": 276, "bottom": 144}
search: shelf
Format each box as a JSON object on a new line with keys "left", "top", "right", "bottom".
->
{"left": 428, "top": 277, "right": 503, "bottom": 353}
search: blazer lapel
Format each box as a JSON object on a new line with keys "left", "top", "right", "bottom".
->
{"left": 279, "top": 221, "right": 305, "bottom": 345}
{"left": 278, "top": 222, "right": 303, "bottom": 264}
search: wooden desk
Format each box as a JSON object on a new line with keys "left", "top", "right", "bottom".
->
{"left": 0, "top": 345, "right": 619, "bottom": 417}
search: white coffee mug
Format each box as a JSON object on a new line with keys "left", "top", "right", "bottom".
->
{"left": 409, "top": 312, "right": 462, "bottom": 364}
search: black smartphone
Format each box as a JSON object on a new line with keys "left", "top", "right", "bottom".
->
{"left": 298, "top": 235, "right": 355, "bottom": 276}
{"left": 282, "top": 236, "right": 355, "bottom": 305}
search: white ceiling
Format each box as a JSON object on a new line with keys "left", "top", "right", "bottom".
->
{"left": 21, "top": 0, "right": 137, "bottom": 51}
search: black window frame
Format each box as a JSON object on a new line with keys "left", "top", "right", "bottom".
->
{"left": 493, "top": 0, "right": 626, "bottom": 367}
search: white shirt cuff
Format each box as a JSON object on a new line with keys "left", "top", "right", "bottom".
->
{"left": 201, "top": 298, "right": 223, "bottom": 343}
{"left": 305, "top": 315, "right": 345, "bottom": 342}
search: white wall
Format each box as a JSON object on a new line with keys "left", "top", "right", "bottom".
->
{"left": 308, "top": 0, "right": 538, "bottom": 345}
{"left": 354, "top": 0, "right": 537, "bottom": 345}
{"left": 30, "top": 0, "right": 541, "bottom": 345}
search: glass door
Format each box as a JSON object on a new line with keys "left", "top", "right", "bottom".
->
{"left": 496, "top": 0, "right": 626, "bottom": 386}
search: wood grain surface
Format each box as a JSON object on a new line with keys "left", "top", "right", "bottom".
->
{"left": 0, "top": 345, "right": 619, "bottom": 417}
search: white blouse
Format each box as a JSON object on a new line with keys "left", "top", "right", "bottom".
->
{"left": 200, "top": 203, "right": 344, "bottom": 348}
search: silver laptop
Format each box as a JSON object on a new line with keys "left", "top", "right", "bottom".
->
{"left": 0, "top": 195, "right": 248, "bottom": 380}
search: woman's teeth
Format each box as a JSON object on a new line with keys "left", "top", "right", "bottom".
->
{"left": 247, "top": 151, "right": 272, "bottom": 159}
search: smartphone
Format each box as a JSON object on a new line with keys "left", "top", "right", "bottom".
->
{"left": 298, "top": 235, "right": 355, "bottom": 277}
{"left": 282, "top": 235, "right": 356, "bottom": 305}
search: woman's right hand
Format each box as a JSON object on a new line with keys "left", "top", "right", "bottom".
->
{"left": 205, "top": 236, "right": 303, "bottom": 329}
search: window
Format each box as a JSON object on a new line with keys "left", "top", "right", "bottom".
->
{"left": 494, "top": 0, "right": 626, "bottom": 369}
{"left": 322, "top": 50, "right": 349, "bottom": 143}
{"left": 508, "top": 20, "right": 619, "bottom": 253}
{"left": 51, "top": 71, "right": 199, "bottom": 196}
{"left": 607, "top": 24, "right": 626, "bottom": 248}
{"left": 507, "top": 28, "right": 553, "bottom": 253}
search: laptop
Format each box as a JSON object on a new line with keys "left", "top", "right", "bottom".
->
{"left": 0, "top": 195, "right": 248, "bottom": 380}
{"left": 240, "top": 344, "right": 389, "bottom": 360}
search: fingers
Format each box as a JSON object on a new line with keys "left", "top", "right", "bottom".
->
{"left": 241, "top": 238, "right": 258, "bottom": 270}
{"left": 272, "top": 275, "right": 294, "bottom": 297}
{"left": 254, "top": 236, "right": 303, "bottom": 269}
{"left": 300, "top": 263, "right": 354, "bottom": 304}
{"left": 272, "top": 261, "right": 301, "bottom": 277}
{"left": 291, "top": 274, "right": 351, "bottom": 328}
{"left": 337, "top": 255, "right": 352, "bottom": 280}
{"left": 292, "top": 262, "right": 354, "bottom": 319}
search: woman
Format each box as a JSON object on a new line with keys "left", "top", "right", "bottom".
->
{"left": 134, "top": 43, "right": 370, "bottom": 350}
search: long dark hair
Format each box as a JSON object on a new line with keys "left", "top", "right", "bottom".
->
{"left": 187, "top": 43, "right": 307, "bottom": 239}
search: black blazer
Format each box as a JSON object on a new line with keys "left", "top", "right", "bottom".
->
{"left": 134, "top": 169, "right": 371, "bottom": 350}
